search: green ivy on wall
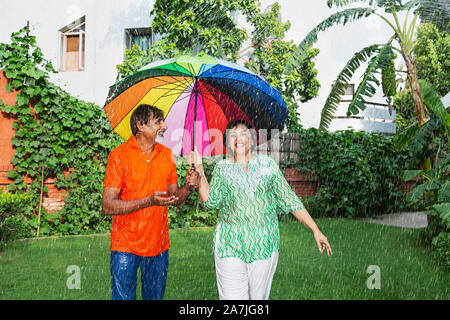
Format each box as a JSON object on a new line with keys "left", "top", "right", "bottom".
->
{"left": 0, "top": 27, "right": 123, "bottom": 236}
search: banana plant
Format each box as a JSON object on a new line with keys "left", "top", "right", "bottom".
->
{"left": 284, "top": 0, "right": 444, "bottom": 137}
{"left": 400, "top": 80, "right": 449, "bottom": 226}
{"left": 396, "top": 79, "right": 450, "bottom": 150}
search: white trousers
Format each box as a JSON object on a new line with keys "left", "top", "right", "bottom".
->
{"left": 214, "top": 250, "right": 279, "bottom": 300}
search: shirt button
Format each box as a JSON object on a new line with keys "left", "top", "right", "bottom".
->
{"left": 147, "top": 159, "right": 150, "bottom": 163}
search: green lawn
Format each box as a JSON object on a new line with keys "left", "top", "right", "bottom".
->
{"left": 0, "top": 218, "right": 448, "bottom": 300}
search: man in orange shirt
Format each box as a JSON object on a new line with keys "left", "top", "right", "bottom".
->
{"left": 102, "top": 104, "right": 199, "bottom": 300}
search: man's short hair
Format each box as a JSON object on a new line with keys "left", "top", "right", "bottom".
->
{"left": 130, "top": 104, "right": 164, "bottom": 136}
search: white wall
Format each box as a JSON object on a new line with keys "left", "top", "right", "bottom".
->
{"left": 1, "top": 0, "right": 155, "bottom": 106}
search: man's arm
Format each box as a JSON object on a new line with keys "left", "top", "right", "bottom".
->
{"left": 102, "top": 187, "right": 178, "bottom": 216}
{"left": 168, "top": 170, "right": 200, "bottom": 207}
{"left": 168, "top": 183, "right": 191, "bottom": 207}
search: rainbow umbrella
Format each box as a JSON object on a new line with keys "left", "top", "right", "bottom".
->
{"left": 104, "top": 54, "right": 288, "bottom": 156}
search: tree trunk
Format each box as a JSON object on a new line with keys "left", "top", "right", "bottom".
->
{"left": 404, "top": 53, "right": 425, "bottom": 126}
{"left": 403, "top": 53, "right": 432, "bottom": 173}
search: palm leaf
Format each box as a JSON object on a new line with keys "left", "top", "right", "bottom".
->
{"left": 408, "top": 178, "right": 440, "bottom": 202}
{"left": 431, "top": 203, "right": 450, "bottom": 223}
{"left": 327, "top": 0, "right": 366, "bottom": 7}
{"left": 395, "top": 120, "right": 419, "bottom": 150}
{"left": 397, "top": 118, "right": 442, "bottom": 155}
{"left": 346, "top": 42, "right": 394, "bottom": 116}
{"left": 283, "top": 7, "right": 374, "bottom": 74}
{"left": 402, "top": 169, "right": 422, "bottom": 182}
{"left": 419, "top": 79, "right": 450, "bottom": 140}
{"left": 318, "top": 44, "right": 381, "bottom": 131}
{"left": 438, "top": 181, "right": 450, "bottom": 203}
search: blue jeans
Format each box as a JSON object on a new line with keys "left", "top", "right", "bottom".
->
{"left": 110, "top": 250, "right": 169, "bottom": 300}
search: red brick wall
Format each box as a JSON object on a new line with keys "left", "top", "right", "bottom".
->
{"left": 0, "top": 71, "right": 67, "bottom": 213}
{"left": 283, "top": 168, "right": 319, "bottom": 199}
{"left": 0, "top": 71, "right": 16, "bottom": 179}
{"left": 283, "top": 167, "right": 419, "bottom": 203}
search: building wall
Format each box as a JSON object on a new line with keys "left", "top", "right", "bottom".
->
{"left": 0, "top": 0, "right": 156, "bottom": 106}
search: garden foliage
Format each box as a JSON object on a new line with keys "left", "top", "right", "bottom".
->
{"left": 283, "top": 127, "right": 413, "bottom": 218}
{"left": 0, "top": 190, "right": 32, "bottom": 248}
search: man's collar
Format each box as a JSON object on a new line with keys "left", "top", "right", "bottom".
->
{"left": 128, "top": 135, "right": 162, "bottom": 153}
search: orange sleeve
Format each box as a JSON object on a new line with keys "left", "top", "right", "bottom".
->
{"left": 167, "top": 150, "right": 178, "bottom": 185}
{"left": 103, "top": 150, "right": 124, "bottom": 189}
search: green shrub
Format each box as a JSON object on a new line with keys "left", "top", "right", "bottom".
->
{"left": 282, "top": 128, "right": 412, "bottom": 218}
{"left": 0, "top": 190, "right": 33, "bottom": 248}
{"left": 169, "top": 156, "right": 220, "bottom": 229}
{"left": 432, "top": 231, "right": 450, "bottom": 269}
{"left": 407, "top": 148, "right": 450, "bottom": 267}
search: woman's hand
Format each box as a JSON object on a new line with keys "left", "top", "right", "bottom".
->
{"left": 188, "top": 148, "right": 210, "bottom": 203}
{"left": 313, "top": 230, "right": 332, "bottom": 256}
{"left": 186, "top": 170, "right": 200, "bottom": 189}
{"left": 189, "top": 148, "right": 204, "bottom": 174}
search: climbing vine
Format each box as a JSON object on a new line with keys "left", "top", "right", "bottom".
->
{"left": 0, "top": 27, "right": 122, "bottom": 235}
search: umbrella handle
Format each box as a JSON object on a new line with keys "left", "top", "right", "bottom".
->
{"left": 189, "top": 163, "right": 195, "bottom": 192}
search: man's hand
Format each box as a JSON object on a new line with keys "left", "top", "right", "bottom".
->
{"left": 102, "top": 188, "right": 177, "bottom": 216}
{"left": 149, "top": 191, "right": 178, "bottom": 206}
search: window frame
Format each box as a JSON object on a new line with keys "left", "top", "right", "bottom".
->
{"left": 124, "top": 27, "right": 154, "bottom": 55}
{"left": 59, "top": 16, "right": 86, "bottom": 72}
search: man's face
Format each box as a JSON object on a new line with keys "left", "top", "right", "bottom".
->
{"left": 138, "top": 115, "right": 167, "bottom": 143}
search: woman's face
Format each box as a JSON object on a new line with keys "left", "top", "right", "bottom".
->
{"left": 227, "top": 124, "right": 253, "bottom": 156}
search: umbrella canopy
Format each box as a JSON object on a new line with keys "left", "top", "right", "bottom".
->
{"left": 104, "top": 54, "right": 288, "bottom": 156}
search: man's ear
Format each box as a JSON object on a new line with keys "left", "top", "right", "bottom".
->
{"left": 135, "top": 120, "right": 144, "bottom": 134}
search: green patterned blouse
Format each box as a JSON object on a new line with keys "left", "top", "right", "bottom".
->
{"left": 203, "top": 154, "right": 305, "bottom": 263}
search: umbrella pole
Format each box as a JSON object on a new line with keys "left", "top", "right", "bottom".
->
{"left": 189, "top": 78, "right": 199, "bottom": 191}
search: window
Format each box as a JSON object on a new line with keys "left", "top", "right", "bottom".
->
{"left": 125, "top": 27, "right": 153, "bottom": 53}
{"left": 59, "top": 16, "right": 85, "bottom": 72}
{"left": 343, "top": 83, "right": 355, "bottom": 96}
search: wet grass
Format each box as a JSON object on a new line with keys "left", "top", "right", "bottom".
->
{"left": 0, "top": 219, "right": 448, "bottom": 300}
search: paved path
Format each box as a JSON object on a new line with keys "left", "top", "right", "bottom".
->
{"left": 359, "top": 212, "right": 428, "bottom": 229}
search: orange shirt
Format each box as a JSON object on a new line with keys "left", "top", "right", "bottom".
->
{"left": 103, "top": 135, "right": 178, "bottom": 257}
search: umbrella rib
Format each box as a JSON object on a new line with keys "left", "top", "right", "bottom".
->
{"left": 183, "top": 62, "right": 198, "bottom": 77}
{"left": 157, "top": 73, "right": 193, "bottom": 91}
{"left": 201, "top": 69, "right": 269, "bottom": 86}
{"left": 149, "top": 75, "right": 194, "bottom": 96}
{"left": 171, "top": 62, "right": 194, "bottom": 77}
{"left": 196, "top": 90, "right": 219, "bottom": 106}
{"left": 152, "top": 62, "right": 195, "bottom": 90}
{"left": 204, "top": 77, "right": 283, "bottom": 109}
{"left": 151, "top": 85, "right": 193, "bottom": 107}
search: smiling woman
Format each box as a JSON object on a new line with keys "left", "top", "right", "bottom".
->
{"left": 189, "top": 120, "right": 332, "bottom": 300}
